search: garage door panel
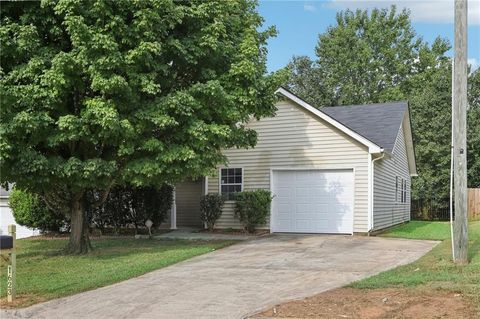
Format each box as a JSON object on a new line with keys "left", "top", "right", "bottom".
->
{"left": 312, "top": 203, "right": 329, "bottom": 213}
{"left": 312, "top": 220, "right": 331, "bottom": 232}
{"left": 295, "top": 172, "right": 311, "bottom": 181}
{"left": 295, "top": 187, "right": 309, "bottom": 198}
{"left": 276, "top": 187, "right": 293, "bottom": 198}
{"left": 277, "top": 219, "right": 292, "bottom": 230}
{"left": 296, "top": 212, "right": 314, "bottom": 219}
{"left": 277, "top": 203, "right": 291, "bottom": 213}
{"left": 272, "top": 170, "right": 354, "bottom": 234}
{"left": 333, "top": 203, "right": 350, "bottom": 212}
{"left": 295, "top": 203, "right": 309, "bottom": 213}
{"left": 295, "top": 219, "right": 313, "bottom": 230}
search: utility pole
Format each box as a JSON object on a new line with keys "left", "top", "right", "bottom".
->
{"left": 453, "top": 0, "right": 468, "bottom": 264}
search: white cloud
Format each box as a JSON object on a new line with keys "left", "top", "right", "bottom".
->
{"left": 325, "top": 0, "right": 480, "bottom": 25}
{"left": 304, "top": 3, "right": 317, "bottom": 12}
{"left": 468, "top": 58, "right": 479, "bottom": 71}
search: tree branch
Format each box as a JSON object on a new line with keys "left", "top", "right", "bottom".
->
{"left": 90, "top": 180, "right": 115, "bottom": 208}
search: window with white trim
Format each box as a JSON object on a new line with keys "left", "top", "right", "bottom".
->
{"left": 395, "top": 176, "right": 399, "bottom": 202}
{"left": 401, "top": 179, "right": 405, "bottom": 203}
{"left": 396, "top": 177, "right": 408, "bottom": 203}
{"left": 220, "top": 168, "right": 243, "bottom": 200}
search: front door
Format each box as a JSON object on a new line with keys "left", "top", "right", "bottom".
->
{"left": 175, "top": 179, "right": 204, "bottom": 228}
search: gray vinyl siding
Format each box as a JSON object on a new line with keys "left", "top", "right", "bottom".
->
{"left": 373, "top": 120, "right": 411, "bottom": 230}
{"left": 208, "top": 99, "right": 370, "bottom": 232}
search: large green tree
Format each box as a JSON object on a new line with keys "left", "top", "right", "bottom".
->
{"left": 285, "top": 6, "right": 479, "bottom": 200}
{"left": 407, "top": 54, "right": 452, "bottom": 199}
{"left": 287, "top": 6, "right": 424, "bottom": 107}
{"left": 0, "top": 0, "right": 281, "bottom": 253}
{"left": 467, "top": 69, "right": 480, "bottom": 188}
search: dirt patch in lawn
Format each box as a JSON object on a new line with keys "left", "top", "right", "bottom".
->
{"left": 0, "top": 294, "right": 46, "bottom": 309}
{"left": 254, "top": 287, "right": 477, "bottom": 319}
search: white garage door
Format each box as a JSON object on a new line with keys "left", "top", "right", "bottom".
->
{"left": 272, "top": 170, "right": 354, "bottom": 234}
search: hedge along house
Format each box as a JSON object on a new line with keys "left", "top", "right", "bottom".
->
{"left": 169, "top": 87, "right": 417, "bottom": 234}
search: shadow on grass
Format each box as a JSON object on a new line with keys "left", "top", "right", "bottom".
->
{"left": 4, "top": 238, "right": 232, "bottom": 263}
{"left": 89, "top": 239, "right": 233, "bottom": 261}
{"left": 25, "top": 238, "right": 230, "bottom": 262}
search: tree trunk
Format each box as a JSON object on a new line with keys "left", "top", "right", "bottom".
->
{"left": 65, "top": 193, "right": 92, "bottom": 254}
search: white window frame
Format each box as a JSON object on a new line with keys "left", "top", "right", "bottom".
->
{"left": 395, "top": 176, "right": 399, "bottom": 202}
{"left": 401, "top": 178, "right": 404, "bottom": 203}
{"left": 219, "top": 167, "right": 243, "bottom": 200}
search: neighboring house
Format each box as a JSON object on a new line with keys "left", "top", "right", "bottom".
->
{"left": 169, "top": 87, "right": 417, "bottom": 234}
{"left": 0, "top": 187, "right": 39, "bottom": 238}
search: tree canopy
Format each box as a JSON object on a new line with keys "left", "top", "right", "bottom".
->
{"left": 285, "top": 6, "right": 479, "bottom": 199}
{"left": 0, "top": 0, "right": 282, "bottom": 253}
{"left": 467, "top": 69, "right": 480, "bottom": 188}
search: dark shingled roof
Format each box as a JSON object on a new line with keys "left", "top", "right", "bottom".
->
{"left": 321, "top": 101, "right": 408, "bottom": 152}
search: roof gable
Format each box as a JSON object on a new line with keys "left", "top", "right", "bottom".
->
{"left": 276, "top": 87, "right": 417, "bottom": 176}
{"left": 275, "top": 88, "right": 383, "bottom": 154}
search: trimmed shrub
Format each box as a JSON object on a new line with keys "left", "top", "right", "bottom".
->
{"left": 234, "top": 189, "right": 272, "bottom": 233}
{"left": 9, "top": 188, "right": 65, "bottom": 232}
{"left": 200, "top": 194, "right": 225, "bottom": 230}
{"left": 86, "top": 184, "right": 173, "bottom": 235}
{"left": 130, "top": 184, "right": 173, "bottom": 230}
{"left": 88, "top": 187, "right": 129, "bottom": 235}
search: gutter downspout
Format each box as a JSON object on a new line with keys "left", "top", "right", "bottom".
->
{"left": 369, "top": 149, "right": 385, "bottom": 233}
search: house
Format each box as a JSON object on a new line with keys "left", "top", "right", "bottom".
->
{"left": 0, "top": 187, "right": 39, "bottom": 239}
{"left": 168, "top": 87, "right": 417, "bottom": 235}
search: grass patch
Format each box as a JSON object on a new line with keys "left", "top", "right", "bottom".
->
{"left": 0, "top": 237, "right": 234, "bottom": 307}
{"left": 379, "top": 220, "right": 451, "bottom": 240}
{"left": 352, "top": 221, "right": 480, "bottom": 311}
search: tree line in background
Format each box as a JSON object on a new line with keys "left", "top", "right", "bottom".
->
{"left": 284, "top": 6, "right": 480, "bottom": 202}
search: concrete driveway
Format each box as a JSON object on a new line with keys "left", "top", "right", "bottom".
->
{"left": 3, "top": 235, "right": 437, "bottom": 319}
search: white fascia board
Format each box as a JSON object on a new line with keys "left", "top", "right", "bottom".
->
{"left": 275, "top": 88, "right": 383, "bottom": 154}
{"left": 403, "top": 108, "right": 418, "bottom": 176}
{"left": 367, "top": 153, "right": 373, "bottom": 231}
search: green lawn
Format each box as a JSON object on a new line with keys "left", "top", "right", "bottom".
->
{"left": 0, "top": 237, "right": 233, "bottom": 307}
{"left": 380, "top": 220, "right": 452, "bottom": 240}
{"left": 351, "top": 220, "right": 480, "bottom": 310}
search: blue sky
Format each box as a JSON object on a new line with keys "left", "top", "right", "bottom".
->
{"left": 258, "top": 0, "right": 480, "bottom": 72}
